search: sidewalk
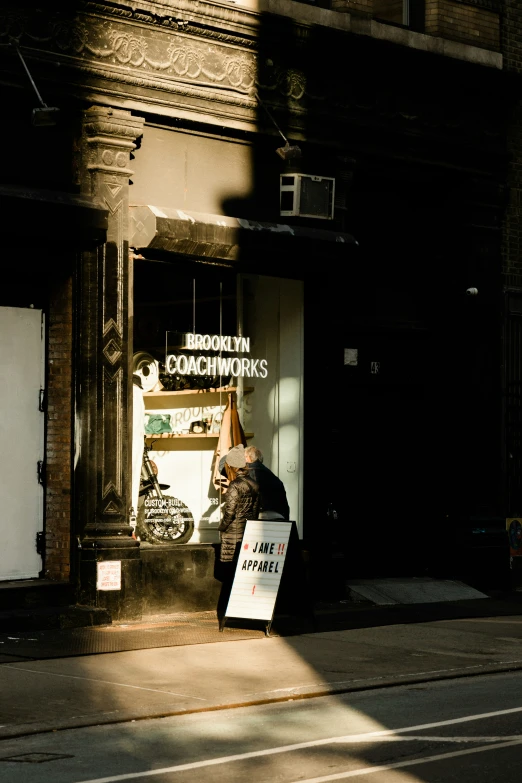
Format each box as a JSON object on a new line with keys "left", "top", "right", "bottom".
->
{"left": 1, "top": 581, "right": 522, "bottom": 741}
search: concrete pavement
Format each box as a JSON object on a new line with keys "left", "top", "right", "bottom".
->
{"left": 2, "top": 582, "right": 522, "bottom": 741}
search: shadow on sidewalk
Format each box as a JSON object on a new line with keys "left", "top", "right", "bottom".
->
{"left": 2, "top": 590, "right": 522, "bottom": 663}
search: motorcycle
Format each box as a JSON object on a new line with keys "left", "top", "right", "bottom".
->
{"left": 136, "top": 440, "right": 195, "bottom": 545}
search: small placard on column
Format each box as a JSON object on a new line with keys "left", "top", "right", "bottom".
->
{"left": 97, "top": 560, "right": 122, "bottom": 591}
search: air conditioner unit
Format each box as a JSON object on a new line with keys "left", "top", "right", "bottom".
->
{"left": 280, "top": 173, "right": 335, "bottom": 219}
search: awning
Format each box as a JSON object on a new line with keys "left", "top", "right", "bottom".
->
{"left": 0, "top": 185, "right": 108, "bottom": 248}
{"left": 129, "top": 205, "right": 357, "bottom": 267}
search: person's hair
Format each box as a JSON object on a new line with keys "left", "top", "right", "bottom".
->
{"left": 245, "top": 446, "right": 263, "bottom": 463}
{"left": 225, "top": 444, "right": 246, "bottom": 468}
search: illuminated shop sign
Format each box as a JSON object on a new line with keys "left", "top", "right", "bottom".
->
{"left": 166, "top": 332, "right": 268, "bottom": 379}
{"left": 183, "top": 333, "right": 250, "bottom": 352}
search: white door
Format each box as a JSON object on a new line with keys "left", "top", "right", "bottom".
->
{"left": 0, "top": 306, "right": 45, "bottom": 580}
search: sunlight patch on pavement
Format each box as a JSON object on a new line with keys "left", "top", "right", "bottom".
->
{"left": 72, "top": 705, "right": 522, "bottom": 783}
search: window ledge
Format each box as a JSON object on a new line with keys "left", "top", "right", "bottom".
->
{"left": 357, "top": 18, "right": 502, "bottom": 69}
{"left": 227, "top": 1, "right": 502, "bottom": 69}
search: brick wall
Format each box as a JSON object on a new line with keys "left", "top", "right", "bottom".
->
{"left": 332, "top": 1, "right": 499, "bottom": 51}
{"left": 425, "top": 1, "right": 499, "bottom": 50}
{"left": 499, "top": 1, "right": 522, "bottom": 514}
{"left": 502, "top": 1, "right": 522, "bottom": 284}
{"left": 44, "top": 276, "right": 73, "bottom": 581}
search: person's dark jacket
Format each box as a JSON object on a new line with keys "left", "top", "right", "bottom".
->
{"left": 218, "top": 468, "right": 260, "bottom": 562}
{"left": 246, "top": 460, "right": 290, "bottom": 520}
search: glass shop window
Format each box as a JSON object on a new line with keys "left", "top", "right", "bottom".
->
{"left": 132, "top": 264, "right": 240, "bottom": 545}
{"left": 132, "top": 261, "right": 304, "bottom": 545}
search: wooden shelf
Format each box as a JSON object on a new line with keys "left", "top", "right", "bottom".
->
{"left": 145, "top": 432, "right": 254, "bottom": 440}
{"left": 144, "top": 386, "right": 253, "bottom": 398}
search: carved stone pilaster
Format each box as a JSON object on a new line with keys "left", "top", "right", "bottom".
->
{"left": 75, "top": 107, "right": 144, "bottom": 620}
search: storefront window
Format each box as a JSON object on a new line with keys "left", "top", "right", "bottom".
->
{"left": 133, "top": 261, "right": 304, "bottom": 544}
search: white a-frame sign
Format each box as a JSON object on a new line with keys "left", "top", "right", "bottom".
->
{"left": 220, "top": 520, "right": 292, "bottom": 636}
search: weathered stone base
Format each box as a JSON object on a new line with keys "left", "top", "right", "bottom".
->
{"left": 140, "top": 543, "right": 222, "bottom": 615}
{"left": 78, "top": 543, "right": 143, "bottom": 622}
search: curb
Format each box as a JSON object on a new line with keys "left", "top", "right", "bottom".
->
{"left": 2, "top": 659, "right": 522, "bottom": 742}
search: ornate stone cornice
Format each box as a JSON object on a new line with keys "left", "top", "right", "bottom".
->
{"left": 82, "top": 0, "right": 259, "bottom": 46}
{"left": 0, "top": 3, "right": 508, "bottom": 143}
{"left": 1, "top": 5, "right": 258, "bottom": 99}
{"left": 83, "top": 107, "right": 145, "bottom": 141}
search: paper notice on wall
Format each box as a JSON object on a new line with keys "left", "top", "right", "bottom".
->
{"left": 344, "top": 348, "right": 358, "bottom": 366}
{"left": 97, "top": 560, "right": 122, "bottom": 591}
{"left": 225, "top": 520, "right": 291, "bottom": 621}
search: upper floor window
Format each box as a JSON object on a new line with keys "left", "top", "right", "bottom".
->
{"left": 373, "top": 0, "right": 425, "bottom": 32}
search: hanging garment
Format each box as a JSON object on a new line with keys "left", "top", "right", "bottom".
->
{"left": 212, "top": 392, "right": 247, "bottom": 493}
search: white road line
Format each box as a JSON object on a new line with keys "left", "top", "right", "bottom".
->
{"left": 243, "top": 734, "right": 521, "bottom": 745}
{"left": 456, "top": 618, "right": 522, "bottom": 624}
{"left": 496, "top": 638, "right": 522, "bottom": 642}
{"left": 2, "top": 666, "right": 206, "bottom": 701}
{"left": 352, "top": 705, "right": 522, "bottom": 737}
{"left": 414, "top": 649, "right": 507, "bottom": 659}
{"left": 73, "top": 705, "right": 522, "bottom": 783}
{"left": 291, "top": 738, "right": 522, "bottom": 782}
{"left": 332, "top": 735, "right": 522, "bottom": 743}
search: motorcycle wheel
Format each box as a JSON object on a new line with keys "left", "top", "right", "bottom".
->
{"left": 136, "top": 495, "right": 195, "bottom": 545}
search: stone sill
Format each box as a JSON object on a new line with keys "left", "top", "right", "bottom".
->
{"left": 223, "top": 0, "right": 502, "bottom": 69}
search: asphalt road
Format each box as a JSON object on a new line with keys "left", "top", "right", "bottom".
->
{"left": 1, "top": 669, "right": 521, "bottom": 783}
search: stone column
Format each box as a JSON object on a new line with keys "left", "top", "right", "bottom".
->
{"left": 75, "top": 107, "right": 144, "bottom": 621}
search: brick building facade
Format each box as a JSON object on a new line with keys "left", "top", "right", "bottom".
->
{"left": 500, "top": 1, "right": 522, "bottom": 534}
{"left": 45, "top": 278, "right": 73, "bottom": 581}
{"left": 1, "top": 0, "right": 521, "bottom": 622}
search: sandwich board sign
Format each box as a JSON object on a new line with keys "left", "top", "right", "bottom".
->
{"left": 220, "top": 519, "right": 292, "bottom": 636}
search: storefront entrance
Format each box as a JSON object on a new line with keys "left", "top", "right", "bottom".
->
{"left": 0, "top": 306, "right": 45, "bottom": 580}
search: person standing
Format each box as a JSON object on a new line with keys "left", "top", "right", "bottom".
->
{"left": 218, "top": 445, "right": 260, "bottom": 561}
{"left": 244, "top": 446, "right": 290, "bottom": 520}
{"left": 217, "top": 445, "right": 261, "bottom": 613}
{"left": 243, "top": 446, "right": 310, "bottom": 624}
